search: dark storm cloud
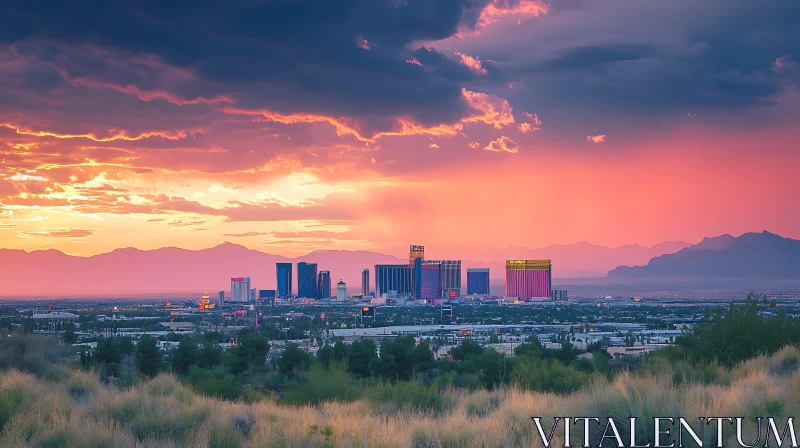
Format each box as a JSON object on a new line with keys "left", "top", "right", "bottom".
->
{"left": 412, "top": 46, "right": 506, "bottom": 84}
{"left": 1, "top": 0, "right": 514, "bottom": 131}
{"left": 457, "top": 0, "right": 800, "bottom": 127}
{"left": 532, "top": 44, "right": 655, "bottom": 72}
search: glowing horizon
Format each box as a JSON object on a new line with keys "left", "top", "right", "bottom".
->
{"left": 1, "top": 1, "right": 798, "bottom": 259}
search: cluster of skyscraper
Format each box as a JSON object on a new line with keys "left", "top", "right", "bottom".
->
{"left": 276, "top": 262, "right": 338, "bottom": 300}
{"left": 372, "top": 246, "right": 483, "bottom": 302}
{"left": 224, "top": 246, "right": 555, "bottom": 304}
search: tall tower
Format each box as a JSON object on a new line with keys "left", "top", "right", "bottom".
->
{"left": 409, "top": 245, "right": 425, "bottom": 265}
{"left": 409, "top": 245, "right": 424, "bottom": 301}
{"left": 505, "top": 260, "right": 552, "bottom": 301}
{"left": 361, "top": 268, "right": 370, "bottom": 296}
{"left": 297, "top": 262, "right": 318, "bottom": 298}
{"left": 467, "top": 268, "right": 490, "bottom": 295}
{"left": 276, "top": 262, "right": 293, "bottom": 298}
{"left": 230, "top": 277, "right": 251, "bottom": 302}
{"left": 420, "top": 260, "right": 442, "bottom": 301}
{"left": 318, "top": 270, "right": 331, "bottom": 299}
{"left": 439, "top": 260, "right": 462, "bottom": 298}
{"left": 336, "top": 280, "right": 347, "bottom": 301}
{"left": 375, "top": 264, "right": 413, "bottom": 296}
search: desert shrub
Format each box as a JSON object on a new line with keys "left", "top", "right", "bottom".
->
{"left": 464, "top": 390, "right": 504, "bottom": 417}
{"left": 187, "top": 366, "right": 243, "bottom": 400}
{"left": 283, "top": 362, "right": 362, "bottom": 406}
{"left": 0, "top": 335, "right": 73, "bottom": 376}
{"left": 671, "top": 360, "right": 730, "bottom": 385}
{"left": 511, "top": 357, "right": 587, "bottom": 394}
{"left": 767, "top": 346, "right": 800, "bottom": 376}
{"left": 127, "top": 405, "right": 209, "bottom": 442}
{"left": 208, "top": 425, "right": 242, "bottom": 448}
{"left": 367, "top": 380, "right": 453, "bottom": 415}
{"left": 36, "top": 430, "right": 68, "bottom": 448}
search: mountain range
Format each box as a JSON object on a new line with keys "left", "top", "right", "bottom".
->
{"left": 0, "top": 240, "right": 691, "bottom": 296}
{"left": 607, "top": 231, "right": 800, "bottom": 281}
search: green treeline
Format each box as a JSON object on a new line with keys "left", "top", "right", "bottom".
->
{"left": 8, "top": 296, "right": 800, "bottom": 409}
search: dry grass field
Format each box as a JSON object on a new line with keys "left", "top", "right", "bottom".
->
{"left": 1, "top": 346, "right": 799, "bottom": 447}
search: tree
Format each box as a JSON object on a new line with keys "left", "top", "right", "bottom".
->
{"left": 171, "top": 337, "right": 197, "bottom": 375}
{"left": 277, "top": 344, "right": 311, "bottom": 376}
{"left": 62, "top": 329, "right": 78, "bottom": 344}
{"left": 514, "top": 339, "right": 544, "bottom": 359}
{"left": 316, "top": 344, "right": 334, "bottom": 367}
{"left": 227, "top": 334, "right": 269, "bottom": 374}
{"left": 480, "top": 348, "right": 510, "bottom": 389}
{"left": 333, "top": 340, "right": 350, "bottom": 362}
{"left": 676, "top": 297, "right": 800, "bottom": 367}
{"left": 94, "top": 338, "right": 120, "bottom": 365}
{"left": 379, "top": 336, "right": 416, "bottom": 380}
{"left": 118, "top": 337, "right": 135, "bottom": 356}
{"left": 196, "top": 341, "right": 223, "bottom": 369}
{"left": 450, "top": 339, "right": 483, "bottom": 363}
{"left": 136, "top": 335, "right": 162, "bottom": 377}
{"left": 410, "top": 339, "right": 435, "bottom": 375}
{"left": 348, "top": 339, "right": 378, "bottom": 378}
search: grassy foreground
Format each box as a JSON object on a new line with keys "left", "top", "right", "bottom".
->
{"left": 1, "top": 347, "right": 800, "bottom": 447}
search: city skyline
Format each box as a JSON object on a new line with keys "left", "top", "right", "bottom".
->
{"left": 1, "top": 2, "right": 798, "bottom": 259}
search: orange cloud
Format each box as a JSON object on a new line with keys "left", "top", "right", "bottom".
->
{"left": 587, "top": 134, "right": 606, "bottom": 143}
{"left": 222, "top": 232, "right": 270, "bottom": 238}
{"left": 224, "top": 89, "right": 516, "bottom": 142}
{"left": 2, "top": 123, "right": 189, "bottom": 142}
{"left": 17, "top": 228, "right": 93, "bottom": 238}
{"left": 355, "top": 34, "right": 370, "bottom": 50}
{"left": 454, "top": 52, "right": 488, "bottom": 74}
{"left": 468, "top": 141, "right": 480, "bottom": 149}
{"left": 478, "top": 0, "right": 548, "bottom": 27}
{"left": 461, "top": 89, "right": 516, "bottom": 129}
{"left": 518, "top": 112, "right": 541, "bottom": 133}
{"left": 484, "top": 136, "right": 519, "bottom": 153}
{"left": 67, "top": 78, "right": 234, "bottom": 106}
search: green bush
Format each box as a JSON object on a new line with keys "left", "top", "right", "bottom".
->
{"left": 283, "top": 362, "right": 362, "bottom": 405}
{"left": 366, "top": 380, "right": 452, "bottom": 415}
{"left": 511, "top": 357, "right": 587, "bottom": 394}
{"left": 187, "top": 366, "right": 243, "bottom": 400}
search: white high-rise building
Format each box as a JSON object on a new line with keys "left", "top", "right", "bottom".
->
{"left": 230, "top": 277, "right": 251, "bottom": 303}
{"left": 336, "top": 280, "right": 347, "bottom": 301}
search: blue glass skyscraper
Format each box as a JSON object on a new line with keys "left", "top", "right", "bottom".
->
{"left": 297, "top": 262, "right": 318, "bottom": 299}
{"left": 467, "top": 268, "right": 490, "bottom": 295}
{"left": 276, "top": 262, "right": 292, "bottom": 298}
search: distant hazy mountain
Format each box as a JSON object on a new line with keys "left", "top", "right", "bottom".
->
{"left": 607, "top": 231, "right": 800, "bottom": 281}
{"left": 0, "top": 243, "right": 407, "bottom": 296}
{"left": 0, "top": 240, "right": 690, "bottom": 296}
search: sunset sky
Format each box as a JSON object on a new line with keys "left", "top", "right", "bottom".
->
{"left": 1, "top": 0, "right": 799, "bottom": 258}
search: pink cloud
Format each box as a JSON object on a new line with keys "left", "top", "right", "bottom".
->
{"left": 484, "top": 136, "right": 519, "bottom": 153}
{"left": 355, "top": 35, "right": 370, "bottom": 51}
{"left": 478, "top": 0, "right": 549, "bottom": 28}
{"left": 518, "top": 112, "right": 541, "bottom": 133}
{"left": 587, "top": 134, "right": 606, "bottom": 143}
{"left": 17, "top": 228, "right": 93, "bottom": 238}
{"left": 454, "top": 52, "right": 488, "bottom": 74}
{"left": 461, "top": 89, "right": 516, "bottom": 129}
